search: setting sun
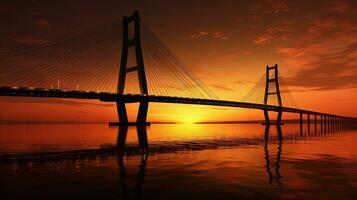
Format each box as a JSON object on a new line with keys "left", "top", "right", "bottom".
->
{"left": 170, "top": 106, "right": 206, "bottom": 123}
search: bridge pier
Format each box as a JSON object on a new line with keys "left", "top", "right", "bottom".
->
{"left": 110, "top": 101, "right": 150, "bottom": 126}
{"left": 331, "top": 116, "right": 334, "bottom": 131}
{"left": 324, "top": 115, "right": 327, "bottom": 133}
{"left": 320, "top": 115, "right": 323, "bottom": 133}
{"left": 116, "top": 101, "right": 128, "bottom": 123}
{"left": 307, "top": 114, "right": 310, "bottom": 134}
{"left": 263, "top": 110, "right": 283, "bottom": 125}
{"left": 263, "top": 65, "right": 283, "bottom": 126}
{"left": 314, "top": 114, "right": 317, "bottom": 134}
{"left": 110, "top": 10, "right": 150, "bottom": 126}
{"left": 299, "top": 113, "right": 303, "bottom": 135}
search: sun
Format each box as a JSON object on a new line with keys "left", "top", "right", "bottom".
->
{"left": 179, "top": 113, "right": 201, "bottom": 124}
{"left": 174, "top": 107, "right": 206, "bottom": 124}
{"left": 151, "top": 104, "right": 211, "bottom": 124}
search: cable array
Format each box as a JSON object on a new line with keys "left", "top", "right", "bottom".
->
{"left": 0, "top": 18, "right": 297, "bottom": 104}
{"left": 241, "top": 72, "right": 298, "bottom": 107}
{"left": 0, "top": 19, "right": 216, "bottom": 99}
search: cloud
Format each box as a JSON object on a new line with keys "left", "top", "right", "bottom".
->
{"left": 190, "top": 31, "right": 232, "bottom": 40}
{"left": 190, "top": 31, "right": 209, "bottom": 38}
{"left": 253, "top": 22, "right": 291, "bottom": 44}
{"left": 277, "top": 16, "right": 357, "bottom": 91}
{"left": 212, "top": 32, "right": 230, "bottom": 40}
{"left": 329, "top": 0, "right": 350, "bottom": 13}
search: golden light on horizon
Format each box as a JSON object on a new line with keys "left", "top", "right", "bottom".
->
{"left": 169, "top": 107, "right": 206, "bottom": 124}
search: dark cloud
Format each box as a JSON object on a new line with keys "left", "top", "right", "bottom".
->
{"left": 253, "top": 20, "right": 294, "bottom": 44}
{"left": 328, "top": 0, "right": 350, "bottom": 13}
{"left": 277, "top": 14, "right": 357, "bottom": 91}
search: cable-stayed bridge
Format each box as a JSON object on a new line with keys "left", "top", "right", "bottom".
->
{"left": 0, "top": 11, "right": 355, "bottom": 127}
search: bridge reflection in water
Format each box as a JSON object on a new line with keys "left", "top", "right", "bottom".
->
{"left": 113, "top": 122, "right": 348, "bottom": 199}
{"left": 117, "top": 126, "right": 148, "bottom": 200}
{"left": 0, "top": 123, "right": 355, "bottom": 200}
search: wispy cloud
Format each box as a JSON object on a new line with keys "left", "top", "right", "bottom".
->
{"left": 253, "top": 22, "right": 292, "bottom": 44}
{"left": 190, "top": 31, "right": 209, "bottom": 38}
{"left": 190, "top": 31, "right": 232, "bottom": 40}
{"left": 329, "top": 0, "right": 350, "bottom": 13}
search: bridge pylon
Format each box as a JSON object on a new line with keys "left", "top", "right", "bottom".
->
{"left": 263, "top": 64, "right": 283, "bottom": 125}
{"left": 112, "top": 10, "right": 149, "bottom": 126}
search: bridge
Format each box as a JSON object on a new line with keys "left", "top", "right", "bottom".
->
{"left": 0, "top": 11, "right": 356, "bottom": 127}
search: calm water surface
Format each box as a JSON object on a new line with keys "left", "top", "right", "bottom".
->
{"left": 0, "top": 123, "right": 356, "bottom": 199}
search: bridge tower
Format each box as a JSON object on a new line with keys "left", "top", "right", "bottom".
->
{"left": 115, "top": 10, "right": 149, "bottom": 125}
{"left": 263, "top": 64, "right": 283, "bottom": 125}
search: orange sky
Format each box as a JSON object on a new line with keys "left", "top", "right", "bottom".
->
{"left": 0, "top": 0, "right": 356, "bottom": 123}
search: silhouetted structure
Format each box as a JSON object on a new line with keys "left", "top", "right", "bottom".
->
{"left": 263, "top": 64, "right": 283, "bottom": 125}
{"left": 0, "top": 10, "right": 356, "bottom": 128}
{"left": 115, "top": 10, "right": 149, "bottom": 125}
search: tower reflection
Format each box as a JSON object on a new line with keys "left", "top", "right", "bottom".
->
{"left": 264, "top": 125, "right": 282, "bottom": 188}
{"left": 116, "top": 126, "right": 149, "bottom": 200}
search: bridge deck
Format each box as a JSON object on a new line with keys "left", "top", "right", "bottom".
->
{"left": 0, "top": 86, "right": 351, "bottom": 119}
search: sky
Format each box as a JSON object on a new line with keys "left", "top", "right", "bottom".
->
{"left": 0, "top": 0, "right": 356, "bottom": 123}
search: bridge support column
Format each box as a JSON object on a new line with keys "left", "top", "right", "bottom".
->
{"left": 332, "top": 116, "right": 336, "bottom": 131}
{"left": 299, "top": 113, "right": 303, "bottom": 135}
{"left": 264, "top": 110, "right": 270, "bottom": 125}
{"left": 137, "top": 101, "right": 149, "bottom": 124}
{"left": 117, "top": 101, "right": 128, "bottom": 123}
{"left": 314, "top": 114, "right": 317, "bottom": 134}
{"left": 111, "top": 10, "right": 150, "bottom": 126}
{"left": 307, "top": 114, "right": 310, "bottom": 134}
{"left": 263, "top": 110, "right": 283, "bottom": 125}
{"left": 277, "top": 111, "right": 283, "bottom": 125}
{"left": 112, "top": 101, "right": 149, "bottom": 126}
{"left": 324, "top": 115, "right": 327, "bottom": 133}
{"left": 263, "top": 64, "right": 283, "bottom": 126}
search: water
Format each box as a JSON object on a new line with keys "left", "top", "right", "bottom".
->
{"left": 0, "top": 123, "right": 356, "bottom": 199}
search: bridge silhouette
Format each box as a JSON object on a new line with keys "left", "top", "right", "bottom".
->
{"left": 0, "top": 10, "right": 356, "bottom": 127}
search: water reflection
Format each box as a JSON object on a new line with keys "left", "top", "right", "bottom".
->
{"left": 117, "top": 126, "right": 148, "bottom": 200}
{"left": 264, "top": 125, "right": 282, "bottom": 188}
{"left": 1, "top": 122, "right": 356, "bottom": 199}
{"left": 117, "top": 126, "right": 148, "bottom": 152}
{"left": 117, "top": 147, "right": 148, "bottom": 200}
